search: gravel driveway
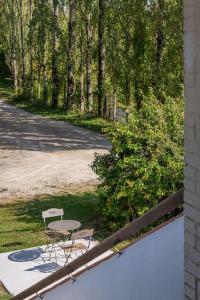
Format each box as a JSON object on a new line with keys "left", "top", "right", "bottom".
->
{"left": 0, "top": 100, "right": 110, "bottom": 201}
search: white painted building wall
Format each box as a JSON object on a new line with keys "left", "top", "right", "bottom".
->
{"left": 39, "top": 217, "right": 184, "bottom": 300}
{"left": 184, "top": 1, "right": 200, "bottom": 299}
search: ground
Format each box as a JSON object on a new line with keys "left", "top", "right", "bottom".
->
{"left": 0, "top": 84, "right": 110, "bottom": 299}
{"left": 0, "top": 99, "right": 110, "bottom": 201}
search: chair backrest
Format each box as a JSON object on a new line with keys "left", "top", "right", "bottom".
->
{"left": 71, "top": 229, "right": 94, "bottom": 241}
{"left": 42, "top": 208, "right": 64, "bottom": 229}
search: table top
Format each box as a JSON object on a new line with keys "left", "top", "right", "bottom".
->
{"left": 48, "top": 220, "right": 81, "bottom": 231}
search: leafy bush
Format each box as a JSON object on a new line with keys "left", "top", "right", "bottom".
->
{"left": 91, "top": 97, "right": 184, "bottom": 231}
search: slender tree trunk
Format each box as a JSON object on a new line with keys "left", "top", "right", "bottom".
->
{"left": 98, "top": 0, "right": 106, "bottom": 117}
{"left": 125, "top": 30, "right": 131, "bottom": 106}
{"left": 11, "top": 1, "right": 18, "bottom": 91}
{"left": 125, "top": 73, "right": 131, "bottom": 106}
{"left": 38, "top": 65, "right": 41, "bottom": 99}
{"left": 134, "top": 17, "right": 145, "bottom": 110}
{"left": 29, "top": 0, "right": 33, "bottom": 99}
{"left": 80, "top": 35, "right": 85, "bottom": 113}
{"left": 19, "top": 0, "right": 26, "bottom": 88}
{"left": 39, "top": 0, "right": 48, "bottom": 106}
{"left": 85, "top": 12, "right": 93, "bottom": 112}
{"left": 156, "top": 0, "right": 165, "bottom": 68}
{"left": 155, "top": 0, "right": 165, "bottom": 102}
{"left": 43, "top": 53, "right": 48, "bottom": 106}
{"left": 13, "top": 58, "right": 18, "bottom": 91}
{"left": 65, "top": 0, "right": 77, "bottom": 111}
{"left": 51, "top": 0, "right": 59, "bottom": 108}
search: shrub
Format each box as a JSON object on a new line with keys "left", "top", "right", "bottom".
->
{"left": 91, "top": 97, "right": 184, "bottom": 231}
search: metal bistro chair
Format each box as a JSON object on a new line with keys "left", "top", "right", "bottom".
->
{"left": 61, "top": 229, "right": 94, "bottom": 265}
{"left": 42, "top": 208, "right": 70, "bottom": 260}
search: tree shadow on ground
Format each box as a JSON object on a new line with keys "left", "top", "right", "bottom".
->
{"left": 0, "top": 100, "right": 110, "bottom": 152}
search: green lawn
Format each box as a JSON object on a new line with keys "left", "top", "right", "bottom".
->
{"left": 0, "top": 191, "right": 100, "bottom": 254}
{"left": 0, "top": 292, "right": 11, "bottom": 300}
{"left": 0, "top": 191, "right": 101, "bottom": 300}
{"left": 0, "top": 282, "right": 11, "bottom": 300}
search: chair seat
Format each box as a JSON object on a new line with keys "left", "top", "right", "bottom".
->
{"left": 62, "top": 242, "right": 88, "bottom": 252}
{"left": 46, "top": 230, "right": 69, "bottom": 238}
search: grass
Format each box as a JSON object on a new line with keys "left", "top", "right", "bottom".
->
{"left": 0, "top": 282, "right": 11, "bottom": 300}
{"left": 0, "top": 292, "right": 11, "bottom": 300}
{"left": 0, "top": 293, "right": 11, "bottom": 299}
{"left": 11, "top": 98, "right": 111, "bottom": 133}
{"left": 0, "top": 191, "right": 102, "bottom": 254}
{"left": 0, "top": 190, "right": 102, "bottom": 299}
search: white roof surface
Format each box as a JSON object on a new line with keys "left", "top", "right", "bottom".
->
{"left": 0, "top": 239, "right": 112, "bottom": 296}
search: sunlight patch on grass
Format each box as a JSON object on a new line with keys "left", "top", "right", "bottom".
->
{"left": 0, "top": 192, "right": 100, "bottom": 254}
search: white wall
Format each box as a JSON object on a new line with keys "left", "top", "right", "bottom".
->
{"left": 40, "top": 217, "right": 184, "bottom": 300}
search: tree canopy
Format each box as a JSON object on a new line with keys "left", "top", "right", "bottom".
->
{"left": 0, "top": 0, "right": 183, "bottom": 116}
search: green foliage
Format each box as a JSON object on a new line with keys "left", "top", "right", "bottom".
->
{"left": 0, "top": 0, "right": 183, "bottom": 114}
{"left": 92, "top": 96, "right": 184, "bottom": 231}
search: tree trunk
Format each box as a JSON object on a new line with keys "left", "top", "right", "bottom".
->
{"left": 29, "top": 0, "right": 33, "bottom": 99}
{"left": 85, "top": 11, "right": 93, "bottom": 112}
{"left": 156, "top": 0, "right": 165, "bottom": 68}
{"left": 80, "top": 35, "right": 85, "bottom": 113}
{"left": 19, "top": 0, "right": 26, "bottom": 88}
{"left": 155, "top": 0, "right": 165, "bottom": 102}
{"left": 38, "top": 65, "right": 41, "bottom": 99}
{"left": 40, "top": 0, "right": 48, "bottom": 106}
{"left": 98, "top": 0, "right": 106, "bottom": 117}
{"left": 125, "top": 73, "right": 131, "bottom": 106}
{"left": 125, "top": 30, "right": 131, "bottom": 106}
{"left": 11, "top": 1, "right": 18, "bottom": 91}
{"left": 65, "top": 0, "right": 77, "bottom": 111}
{"left": 51, "top": 0, "right": 59, "bottom": 108}
{"left": 43, "top": 54, "right": 48, "bottom": 106}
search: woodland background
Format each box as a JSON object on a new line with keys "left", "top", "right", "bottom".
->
{"left": 0, "top": 0, "right": 184, "bottom": 230}
{"left": 0, "top": 0, "right": 183, "bottom": 116}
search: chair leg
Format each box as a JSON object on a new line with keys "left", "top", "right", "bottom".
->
{"left": 64, "top": 253, "right": 69, "bottom": 266}
{"left": 49, "top": 242, "right": 54, "bottom": 261}
{"left": 53, "top": 243, "right": 57, "bottom": 263}
{"left": 45, "top": 239, "right": 51, "bottom": 253}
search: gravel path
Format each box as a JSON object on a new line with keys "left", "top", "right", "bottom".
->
{"left": 0, "top": 100, "right": 110, "bottom": 201}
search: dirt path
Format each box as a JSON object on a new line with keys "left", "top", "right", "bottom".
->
{"left": 0, "top": 100, "right": 110, "bottom": 201}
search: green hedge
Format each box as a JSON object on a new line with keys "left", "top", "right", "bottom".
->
{"left": 92, "top": 97, "right": 184, "bottom": 231}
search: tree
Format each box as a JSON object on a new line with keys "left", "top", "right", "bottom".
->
{"left": 11, "top": 1, "right": 18, "bottom": 91}
{"left": 85, "top": 5, "right": 93, "bottom": 112}
{"left": 98, "top": 0, "right": 106, "bottom": 117}
{"left": 51, "top": 0, "right": 59, "bottom": 108}
{"left": 0, "top": 0, "right": 183, "bottom": 115}
{"left": 65, "top": 0, "right": 77, "bottom": 111}
{"left": 18, "top": 0, "right": 26, "bottom": 88}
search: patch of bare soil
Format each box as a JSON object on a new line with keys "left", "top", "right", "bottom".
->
{"left": 0, "top": 100, "right": 110, "bottom": 203}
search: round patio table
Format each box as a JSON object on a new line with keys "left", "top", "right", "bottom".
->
{"left": 48, "top": 220, "right": 81, "bottom": 232}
